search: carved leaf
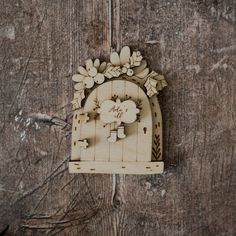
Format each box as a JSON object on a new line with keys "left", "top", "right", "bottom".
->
{"left": 71, "top": 89, "right": 85, "bottom": 110}
{"left": 135, "top": 68, "right": 149, "bottom": 78}
{"left": 129, "top": 51, "right": 143, "bottom": 67}
{"left": 133, "top": 60, "right": 147, "bottom": 74}
{"left": 144, "top": 77, "right": 158, "bottom": 97}
{"left": 98, "top": 62, "right": 107, "bottom": 72}
{"left": 104, "top": 64, "right": 122, "bottom": 79}
{"left": 154, "top": 74, "right": 168, "bottom": 91}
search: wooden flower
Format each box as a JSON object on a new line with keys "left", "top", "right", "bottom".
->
{"left": 109, "top": 46, "right": 134, "bottom": 76}
{"left": 72, "top": 59, "right": 107, "bottom": 89}
{"left": 104, "top": 46, "right": 151, "bottom": 79}
{"left": 105, "top": 46, "right": 143, "bottom": 78}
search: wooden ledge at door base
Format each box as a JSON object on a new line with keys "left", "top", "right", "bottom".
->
{"left": 69, "top": 161, "right": 164, "bottom": 174}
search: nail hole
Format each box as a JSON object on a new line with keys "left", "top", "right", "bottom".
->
{"left": 143, "top": 127, "right": 147, "bottom": 134}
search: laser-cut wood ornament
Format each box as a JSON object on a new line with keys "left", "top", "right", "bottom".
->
{"left": 69, "top": 46, "right": 167, "bottom": 174}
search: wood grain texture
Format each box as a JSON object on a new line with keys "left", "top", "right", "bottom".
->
{"left": 0, "top": 0, "right": 235, "bottom": 235}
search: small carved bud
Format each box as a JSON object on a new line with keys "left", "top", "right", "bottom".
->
{"left": 122, "top": 66, "right": 128, "bottom": 73}
{"left": 127, "top": 69, "right": 134, "bottom": 76}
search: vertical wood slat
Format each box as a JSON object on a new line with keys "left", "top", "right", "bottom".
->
{"left": 137, "top": 87, "right": 153, "bottom": 161}
{"left": 109, "top": 80, "right": 125, "bottom": 161}
{"left": 150, "top": 96, "right": 163, "bottom": 161}
{"left": 123, "top": 81, "right": 139, "bottom": 162}
{"left": 80, "top": 89, "right": 97, "bottom": 161}
{"left": 95, "top": 82, "right": 112, "bottom": 161}
{"left": 71, "top": 109, "right": 83, "bottom": 160}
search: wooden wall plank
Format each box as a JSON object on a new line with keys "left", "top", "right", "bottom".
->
{"left": 0, "top": 0, "right": 114, "bottom": 235}
{"left": 110, "top": 1, "right": 236, "bottom": 236}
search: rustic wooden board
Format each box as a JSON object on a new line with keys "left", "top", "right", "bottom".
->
{"left": 0, "top": 0, "right": 235, "bottom": 235}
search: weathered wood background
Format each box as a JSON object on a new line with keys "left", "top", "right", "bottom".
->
{"left": 0, "top": 0, "right": 235, "bottom": 235}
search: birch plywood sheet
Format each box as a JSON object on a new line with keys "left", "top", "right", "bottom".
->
{"left": 70, "top": 46, "right": 167, "bottom": 174}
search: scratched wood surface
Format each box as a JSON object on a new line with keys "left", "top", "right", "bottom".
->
{"left": 0, "top": 0, "right": 235, "bottom": 235}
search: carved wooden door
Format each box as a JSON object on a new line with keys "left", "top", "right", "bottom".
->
{"left": 70, "top": 80, "right": 163, "bottom": 174}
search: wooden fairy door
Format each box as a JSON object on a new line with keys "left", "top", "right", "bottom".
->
{"left": 70, "top": 80, "right": 163, "bottom": 174}
{"left": 69, "top": 46, "right": 166, "bottom": 174}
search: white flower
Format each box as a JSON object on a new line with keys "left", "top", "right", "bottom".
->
{"left": 72, "top": 59, "right": 107, "bottom": 89}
